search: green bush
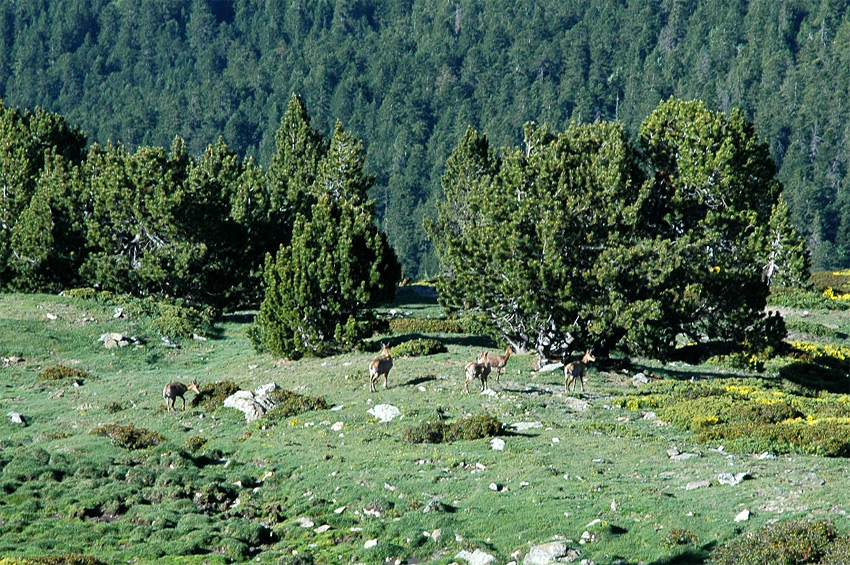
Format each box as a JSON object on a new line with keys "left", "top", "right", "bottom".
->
{"left": 0, "top": 556, "right": 107, "bottom": 565}
{"left": 809, "top": 271, "right": 850, "bottom": 293}
{"left": 147, "top": 301, "right": 213, "bottom": 339}
{"left": 193, "top": 380, "right": 240, "bottom": 410}
{"left": 265, "top": 389, "right": 328, "bottom": 424}
{"left": 786, "top": 320, "right": 848, "bottom": 340}
{"left": 404, "top": 414, "right": 502, "bottom": 444}
{"left": 37, "top": 365, "right": 91, "bottom": 382}
{"left": 768, "top": 287, "right": 850, "bottom": 310}
{"left": 90, "top": 424, "right": 165, "bottom": 450}
{"left": 391, "top": 338, "right": 447, "bottom": 357}
{"left": 709, "top": 520, "right": 836, "bottom": 564}
{"left": 664, "top": 528, "right": 699, "bottom": 548}
{"left": 388, "top": 318, "right": 464, "bottom": 334}
{"left": 184, "top": 436, "right": 207, "bottom": 453}
{"left": 3, "top": 447, "right": 53, "bottom": 482}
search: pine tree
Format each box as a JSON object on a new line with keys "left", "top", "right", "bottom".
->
{"left": 251, "top": 120, "right": 400, "bottom": 358}
{"left": 431, "top": 98, "right": 797, "bottom": 362}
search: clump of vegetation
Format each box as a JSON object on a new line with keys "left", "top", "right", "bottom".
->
{"left": 102, "top": 402, "right": 124, "bottom": 413}
{"left": 664, "top": 528, "right": 699, "bottom": 548}
{"left": 391, "top": 338, "right": 447, "bottom": 357}
{"left": 622, "top": 378, "right": 850, "bottom": 456}
{"left": 810, "top": 271, "right": 850, "bottom": 294}
{"left": 404, "top": 414, "right": 502, "bottom": 444}
{"left": 266, "top": 389, "right": 328, "bottom": 422}
{"left": 192, "top": 380, "right": 240, "bottom": 410}
{"left": 388, "top": 318, "right": 464, "bottom": 334}
{"left": 130, "top": 298, "right": 214, "bottom": 339}
{"left": 91, "top": 424, "right": 165, "bottom": 450}
{"left": 37, "top": 365, "right": 90, "bottom": 382}
{"left": 184, "top": 436, "right": 207, "bottom": 453}
{"left": 710, "top": 520, "right": 842, "bottom": 564}
{"left": 786, "top": 320, "right": 847, "bottom": 340}
{"left": 768, "top": 287, "right": 850, "bottom": 311}
{"left": 0, "top": 556, "right": 107, "bottom": 565}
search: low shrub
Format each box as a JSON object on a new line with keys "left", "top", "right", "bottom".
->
{"left": 266, "top": 389, "right": 328, "bottom": 422}
{"left": 404, "top": 414, "right": 502, "bottom": 444}
{"left": 786, "top": 320, "right": 848, "bottom": 340}
{"left": 90, "top": 424, "right": 165, "bottom": 450}
{"left": 192, "top": 380, "right": 240, "bottom": 410}
{"left": 184, "top": 436, "right": 207, "bottom": 453}
{"left": 810, "top": 270, "right": 850, "bottom": 293}
{"left": 664, "top": 528, "right": 699, "bottom": 548}
{"left": 0, "top": 555, "right": 107, "bottom": 565}
{"left": 388, "top": 318, "right": 464, "bottom": 334}
{"left": 768, "top": 287, "right": 850, "bottom": 310}
{"left": 37, "top": 366, "right": 91, "bottom": 382}
{"left": 709, "top": 519, "right": 837, "bottom": 564}
{"left": 143, "top": 301, "right": 214, "bottom": 339}
{"left": 391, "top": 338, "right": 447, "bottom": 357}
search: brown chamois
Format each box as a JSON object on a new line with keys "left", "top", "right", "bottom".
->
{"left": 564, "top": 351, "right": 595, "bottom": 393}
{"left": 163, "top": 379, "right": 200, "bottom": 410}
{"left": 464, "top": 351, "right": 492, "bottom": 394}
{"left": 369, "top": 343, "right": 393, "bottom": 392}
{"left": 482, "top": 346, "right": 512, "bottom": 382}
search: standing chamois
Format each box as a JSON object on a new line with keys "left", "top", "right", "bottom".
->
{"left": 163, "top": 379, "right": 200, "bottom": 410}
{"left": 564, "top": 351, "right": 595, "bottom": 393}
{"left": 464, "top": 351, "right": 492, "bottom": 394}
{"left": 369, "top": 343, "right": 393, "bottom": 392}
{"left": 481, "top": 346, "right": 512, "bottom": 382}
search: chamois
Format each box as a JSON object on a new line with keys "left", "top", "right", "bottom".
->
{"left": 564, "top": 351, "right": 595, "bottom": 393}
{"left": 163, "top": 379, "right": 200, "bottom": 411}
{"left": 482, "top": 346, "right": 512, "bottom": 382}
{"left": 369, "top": 343, "right": 393, "bottom": 392}
{"left": 464, "top": 351, "right": 492, "bottom": 394}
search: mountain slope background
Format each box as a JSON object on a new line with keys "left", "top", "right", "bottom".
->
{"left": 2, "top": 0, "right": 848, "bottom": 278}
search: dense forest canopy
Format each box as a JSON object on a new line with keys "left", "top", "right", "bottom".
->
{"left": 1, "top": 0, "right": 848, "bottom": 277}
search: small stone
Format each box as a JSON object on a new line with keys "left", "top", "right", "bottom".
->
{"left": 456, "top": 548, "right": 496, "bottom": 565}
{"left": 367, "top": 404, "right": 402, "bottom": 423}
{"left": 734, "top": 509, "right": 751, "bottom": 522}
{"left": 7, "top": 412, "right": 25, "bottom": 425}
{"left": 632, "top": 373, "right": 650, "bottom": 386}
{"left": 686, "top": 479, "right": 711, "bottom": 491}
{"left": 491, "top": 438, "right": 506, "bottom": 451}
{"left": 364, "top": 539, "right": 378, "bottom": 549}
{"left": 295, "top": 517, "right": 314, "bottom": 528}
{"left": 510, "top": 421, "right": 543, "bottom": 431}
{"left": 314, "top": 524, "right": 331, "bottom": 533}
{"left": 718, "top": 472, "right": 750, "bottom": 486}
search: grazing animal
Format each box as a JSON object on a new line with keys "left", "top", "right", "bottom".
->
{"left": 464, "top": 351, "right": 492, "bottom": 394}
{"left": 564, "top": 351, "right": 595, "bottom": 393}
{"left": 369, "top": 343, "right": 393, "bottom": 392}
{"left": 163, "top": 379, "right": 200, "bottom": 410}
{"left": 482, "top": 346, "right": 512, "bottom": 382}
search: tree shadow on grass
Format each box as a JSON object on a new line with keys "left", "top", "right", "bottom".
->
{"left": 777, "top": 361, "right": 850, "bottom": 394}
{"left": 221, "top": 312, "right": 255, "bottom": 324}
{"left": 381, "top": 332, "right": 498, "bottom": 350}
{"left": 404, "top": 375, "right": 438, "bottom": 387}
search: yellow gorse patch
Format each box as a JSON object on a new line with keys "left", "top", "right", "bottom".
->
{"left": 791, "top": 340, "right": 850, "bottom": 361}
{"left": 724, "top": 385, "right": 790, "bottom": 406}
{"left": 782, "top": 415, "right": 850, "bottom": 426}
{"left": 823, "top": 287, "right": 850, "bottom": 301}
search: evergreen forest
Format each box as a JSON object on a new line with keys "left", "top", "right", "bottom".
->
{"left": 1, "top": 0, "right": 849, "bottom": 277}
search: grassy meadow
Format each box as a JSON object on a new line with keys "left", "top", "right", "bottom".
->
{"left": 2, "top": 288, "right": 850, "bottom": 564}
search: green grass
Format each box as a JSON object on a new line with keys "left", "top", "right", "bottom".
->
{"left": 3, "top": 292, "right": 850, "bottom": 563}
